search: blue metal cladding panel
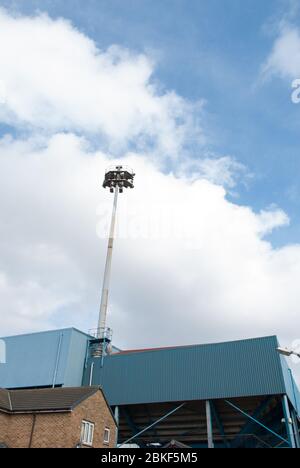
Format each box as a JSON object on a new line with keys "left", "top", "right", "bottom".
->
{"left": 86, "top": 336, "right": 287, "bottom": 405}
{"left": 0, "top": 328, "right": 89, "bottom": 389}
{"left": 64, "top": 329, "right": 90, "bottom": 387}
{"left": 280, "top": 356, "right": 300, "bottom": 416}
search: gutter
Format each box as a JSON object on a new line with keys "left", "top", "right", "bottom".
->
{"left": 0, "top": 407, "right": 72, "bottom": 415}
{"left": 28, "top": 414, "right": 36, "bottom": 449}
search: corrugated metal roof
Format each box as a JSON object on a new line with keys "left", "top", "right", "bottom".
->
{"left": 0, "top": 386, "right": 99, "bottom": 413}
{"left": 85, "top": 336, "right": 287, "bottom": 405}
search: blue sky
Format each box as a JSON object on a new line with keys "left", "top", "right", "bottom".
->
{"left": 1, "top": 0, "right": 299, "bottom": 247}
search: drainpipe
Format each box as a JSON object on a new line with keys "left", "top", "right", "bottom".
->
{"left": 28, "top": 414, "right": 37, "bottom": 448}
{"left": 89, "top": 362, "right": 94, "bottom": 386}
{"left": 52, "top": 333, "right": 63, "bottom": 388}
{"left": 114, "top": 406, "right": 119, "bottom": 448}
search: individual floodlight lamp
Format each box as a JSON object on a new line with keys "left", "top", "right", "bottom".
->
{"left": 277, "top": 347, "right": 300, "bottom": 359}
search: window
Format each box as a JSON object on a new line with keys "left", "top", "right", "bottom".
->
{"left": 103, "top": 427, "right": 110, "bottom": 444}
{"left": 80, "top": 420, "right": 94, "bottom": 446}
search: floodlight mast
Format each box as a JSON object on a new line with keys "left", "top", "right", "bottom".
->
{"left": 97, "top": 166, "right": 135, "bottom": 345}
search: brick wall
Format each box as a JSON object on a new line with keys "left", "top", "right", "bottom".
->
{"left": 0, "top": 412, "right": 10, "bottom": 445}
{"left": 0, "top": 390, "right": 116, "bottom": 448}
{"left": 69, "top": 391, "right": 116, "bottom": 449}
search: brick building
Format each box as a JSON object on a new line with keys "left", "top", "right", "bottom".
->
{"left": 0, "top": 386, "right": 116, "bottom": 448}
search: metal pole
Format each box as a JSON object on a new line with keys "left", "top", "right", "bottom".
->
{"left": 291, "top": 408, "right": 300, "bottom": 448}
{"left": 98, "top": 187, "right": 119, "bottom": 336}
{"left": 114, "top": 406, "right": 119, "bottom": 448}
{"left": 206, "top": 400, "right": 214, "bottom": 448}
{"left": 282, "top": 395, "right": 297, "bottom": 448}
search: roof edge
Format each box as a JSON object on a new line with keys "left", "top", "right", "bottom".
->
{"left": 0, "top": 386, "right": 105, "bottom": 415}
{"left": 1, "top": 327, "right": 93, "bottom": 341}
{"left": 114, "top": 335, "right": 279, "bottom": 356}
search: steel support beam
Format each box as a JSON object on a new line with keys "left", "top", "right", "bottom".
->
{"left": 205, "top": 400, "right": 214, "bottom": 449}
{"left": 231, "top": 397, "right": 273, "bottom": 448}
{"left": 121, "top": 407, "right": 145, "bottom": 447}
{"left": 282, "top": 395, "right": 296, "bottom": 448}
{"left": 119, "top": 403, "right": 186, "bottom": 447}
{"left": 291, "top": 408, "right": 300, "bottom": 448}
{"left": 225, "top": 399, "right": 289, "bottom": 447}
{"left": 144, "top": 405, "right": 159, "bottom": 440}
{"left": 211, "top": 401, "right": 230, "bottom": 448}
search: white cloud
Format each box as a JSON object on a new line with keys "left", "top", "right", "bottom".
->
{"left": 177, "top": 155, "right": 249, "bottom": 189}
{"left": 0, "top": 133, "right": 299, "bottom": 358}
{"left": 263, "top": 25, "right": 300, "bottom": 79}
{"left": 0, "top": 9, "right": 203, "bottom": 158}
{"left": 257, "top": 207, "right": 289, "bottom": 235}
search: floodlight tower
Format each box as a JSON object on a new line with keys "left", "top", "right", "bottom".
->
{"left": 97, "top": 165, "right": 135, "bottom": 348}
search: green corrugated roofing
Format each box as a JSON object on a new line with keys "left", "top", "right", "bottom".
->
{"left": 85, "top": 336, "right": 290, "bottom": 406}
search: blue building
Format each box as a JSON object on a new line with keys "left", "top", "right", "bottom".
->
{"left": 0, "top": 328, "right": 90, "bottom": 389}
{"left": 0, "top": 329, "right": 299, "bottom": 448}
